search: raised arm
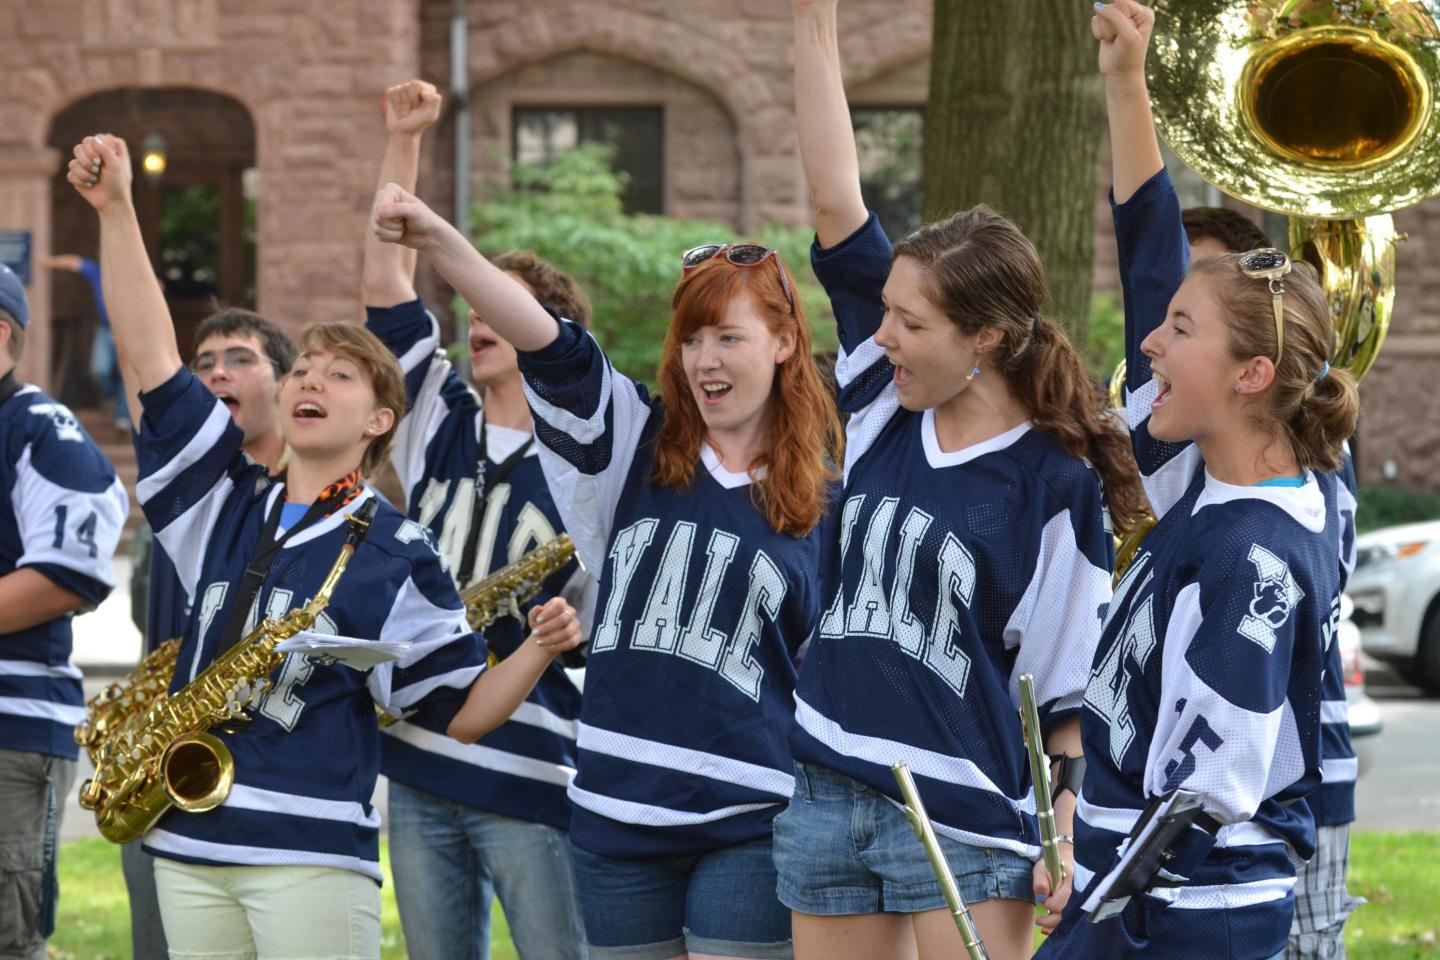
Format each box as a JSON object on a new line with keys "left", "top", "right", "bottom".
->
{"left": 362, "top": 80, "right": 443, "bottom": 308}
{"left": 1094, "top": 0, "right": 1164, "bottom": 204}
{"left": 372, "top": 184, "right": 560, "bottom": 352}
{"left": 66, "top": 135, "right": 182, "bottom": 419}
{"left": 792, "top": 0, "right": 868, "bottom": 247}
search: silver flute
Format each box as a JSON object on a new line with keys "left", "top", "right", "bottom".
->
{"left": 1019, "top": 673, "right": 1065, "bottom": 892}
{"left": 890, "top": 763, "right": 989, "bottom": 960}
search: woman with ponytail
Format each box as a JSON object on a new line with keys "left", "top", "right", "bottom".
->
{"left": 778, "top": 4, "right": 1145, "bottom": 959}
{"left": 1031, "top": 6, "right": 1360, "bottom": 959}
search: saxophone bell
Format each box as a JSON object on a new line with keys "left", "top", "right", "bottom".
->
{"left": 161, "top": 732, "right": 236, "bottom": 813}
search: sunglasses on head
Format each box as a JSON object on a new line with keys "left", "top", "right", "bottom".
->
{"left": 1237, "top": 247, "right": 1293, "bottom": 366}
{"left": 681, "top": 243, "right": 795, "bottom": 313}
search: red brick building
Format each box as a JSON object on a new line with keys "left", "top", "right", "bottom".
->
{"left": 2, "top": 0, "right": 1437, "bottom": 488}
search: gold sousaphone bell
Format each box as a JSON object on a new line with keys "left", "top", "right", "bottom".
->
{"left": 1149, "top": 0, "right": 1440, "bottom": 380}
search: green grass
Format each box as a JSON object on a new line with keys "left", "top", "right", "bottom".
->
{"left": 50, "top": 838, "right": 516, "bottom": 960}
{"left": 50, "top": 832, "right": 1439, "bottom": 959}
{"left": 1345, "top": 832, "right": 1440, "bottom": 960}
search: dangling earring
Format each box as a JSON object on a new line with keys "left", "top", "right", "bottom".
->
{"left": 965, "top": 364, "right": 982, "bottom": 383}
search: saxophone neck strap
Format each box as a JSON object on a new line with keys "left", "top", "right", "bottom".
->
{"left": 214, "top": 473, "right": 365, "bottom": 658}
{"left": 456, "top": 425, "right": 535, "bottom": 588}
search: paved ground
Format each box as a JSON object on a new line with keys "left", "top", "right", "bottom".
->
{"left": 1352, "top": 665, "right": 1440, "bottom": 832}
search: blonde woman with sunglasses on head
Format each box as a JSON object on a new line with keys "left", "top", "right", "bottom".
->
{"left": 372, "top": 182, "right": 842, "bottom": 960}
{"left": 1032, "top": 5, "right": 1360, "bottom": 959}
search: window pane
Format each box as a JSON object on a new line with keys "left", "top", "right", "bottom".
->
{"left": 853, "top": 107, "right": 924, "bottom": 239}
{"left": 513, "top": 107, "right": 663, "bottom": 215}
{"left": 515, "top": 110, "right": 580, "bottom": 168}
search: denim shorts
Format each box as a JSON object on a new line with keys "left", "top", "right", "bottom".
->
{"left": 572, "top": 837, "right": 792, "bottom": 960}
{"left": 773, "top": 761, "right": 1035, "bottom": 915}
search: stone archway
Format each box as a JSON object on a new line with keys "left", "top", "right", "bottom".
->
{"left": 46, "top": 88, "right": 257, "bottom": 407}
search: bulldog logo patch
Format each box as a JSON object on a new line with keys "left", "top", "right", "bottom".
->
{"left": 1238, "top": 544, "right": 1304, "bottom": 653}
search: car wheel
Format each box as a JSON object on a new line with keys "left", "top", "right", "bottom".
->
{"left": 1419, "top": 602, "right": 1440, "bottom": 696}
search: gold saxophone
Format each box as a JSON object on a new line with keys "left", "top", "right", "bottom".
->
{"left": 376, "top": 533, "right": 578, "bottom": 728}
{"left": 75, "top": 637, "right": 182, "bottom": 765}
{"left": 461, "top": 533, "right": 577, "bottom": 641}
{"left": 78, "top": 500, "right": 377, "bottom": 845}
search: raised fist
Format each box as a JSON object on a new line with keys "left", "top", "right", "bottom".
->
{"left": 372, "top": 182, "right": 446, "bottom": 250}
{"left": 384, "top": 80, "right": 443, "bottom": 137}
{"left": 1093, "top": 0, "right": 1155, "bottom": 80}
{"left": 66, "top": 135, "right": 134, "bottom": 212}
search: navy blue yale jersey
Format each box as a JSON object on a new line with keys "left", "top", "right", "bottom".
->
{"left": 1111, "top": 169, "right": 1357, "bottom": 837}
{"left": 1314, "top": 453, "right": 1358, "bottom": 826}
{"left": 791, "top": 213, "right": 1114, "bottom": 861}
{"left": 368, "top": 299, "right": 590, "bottom": 831}
{"left": 134, "top": 369, "right": 486, "bottom": 880}
{"left": 517, "top": 320, "right": 822, "bottom": 858}
{"left": 1037, "top": 170, "right": 1342, "bottom": 960}
{"left": 0, "top": 381, "right": 128, "bottom": 759}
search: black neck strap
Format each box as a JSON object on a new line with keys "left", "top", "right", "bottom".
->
{"left": 214, "top": 479, "right": 364, "bottom": 656}
{"left": 456, "top": 421, "right": 534, "bottom": 588}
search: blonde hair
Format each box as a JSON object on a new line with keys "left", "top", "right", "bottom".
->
{"left": 1190, "top": 255, "right": 1359, "bottom": 473}
{"left": 296, "top": 323, "right": 406, "bottom": 476}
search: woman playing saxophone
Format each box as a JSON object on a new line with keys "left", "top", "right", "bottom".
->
{"left": 67, "top": 133, "right": 582, "bottom": 960}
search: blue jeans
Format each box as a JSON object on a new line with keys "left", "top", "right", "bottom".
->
{"left": 571, "top": 839, "right": 792, "bottom": 960}
{"left": 773, "top": 762, "right": 1035, "bottom": 915}
{"left": 89, "top": 325, "right": 127, "bottom": 423}
{"left": 387, "top": 781, "right": 586, "bottom": 960}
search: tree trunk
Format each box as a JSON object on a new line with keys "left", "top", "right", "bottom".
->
{"left": 924, "top": 0, "right": 1105, "bottom": 342}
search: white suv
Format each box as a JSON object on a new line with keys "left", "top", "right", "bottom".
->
{"left": 1346, "top": 519, "right": 1440, "bottom": 693}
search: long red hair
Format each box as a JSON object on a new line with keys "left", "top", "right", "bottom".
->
{"left": 652, "top": 256, "right": 841, "bottom": 537}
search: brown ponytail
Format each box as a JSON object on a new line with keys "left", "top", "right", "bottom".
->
{"left": 893, "top": 206, "right": 1148, "bottom": 536}
{"left": 1010, "top": 320, "right": 1149, "bottom": 536}
{"left": 1190, "top": 256, "right": 1359, "bottom": 473}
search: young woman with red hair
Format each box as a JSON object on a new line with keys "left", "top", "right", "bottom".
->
{"left": 372, "top": 183, "right": 841, "bottom": 960}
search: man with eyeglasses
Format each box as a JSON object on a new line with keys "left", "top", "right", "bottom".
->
{"left": 122, "top": 306, "right": 297, "bottom": 960}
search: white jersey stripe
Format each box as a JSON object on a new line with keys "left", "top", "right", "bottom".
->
{"left": 795, "top": 696, "right": 1033, "bottom": 813}
{"left": 385, "top": 723, "right": 575, "bottom": 787}
{"left": 567, "top": 784, "right": 780, "bottom": 827}
{"left": 1322, "top": 757, "right": 1358, "bottom": 783}
{"left": 136, "top": 400, "right": 233, "bottom": 503}
{"left": 929, "top": 816, "right": 1041, "bottom": 860}
{"left": 522, "top": 350, "right": 613, "bottom": 445}
{"left": 1320, "top": 700, "right": 1349, "bottom": 724}
{"left": 143, "top": 829, "right": 382, "bottom": 882}
{"left": 0, "top": 696, "right": 86, "bottom": 725}
{"left": 511, "top": 701, "right": 579, "bottom": 741}
{"left": 0, "top": 659, "right": 82, "bottom": 680}
{"left": 577, "top": 723, "right": 794, "bottom": 798}
{"left": 384, "top": 664, "right": 484, "bottom": 712}
{"left": 224, "top": 784, "right": 381, "bottom": 829}
{"left": 1148, "top": 875, "right": 1295, "bottom": 910}
{"left": 1079, "top": 795, "right": 1286, "bottom": 850}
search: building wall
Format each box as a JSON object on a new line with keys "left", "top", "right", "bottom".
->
{"left": 0, "top": 0, "right": 424, "bottom": 367}
{"left": 2, "top": 0, "right": 1437, "bottom": 488}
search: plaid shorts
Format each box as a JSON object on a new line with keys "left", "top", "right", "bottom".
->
{"left": 1286, "top": 823, "right": 1364, "bottom": 959}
